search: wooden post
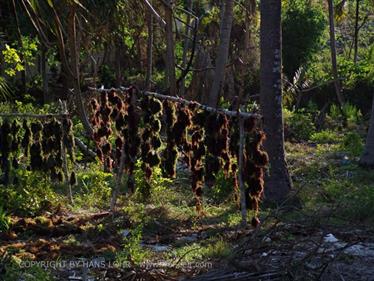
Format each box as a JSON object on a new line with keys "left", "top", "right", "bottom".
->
{"left": 59, "top": 100, "right": 73, "bottom": 204}
{"left": 110, "top": 142, "right": 126, "bottom": 212}
{"left": 238, "top": 114, "right": 247, "bottom": 227}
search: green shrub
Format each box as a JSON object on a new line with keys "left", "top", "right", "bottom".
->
{"left": 3, "top": 259, "right": 53, "bottom": 281}
{"left": 282, "top": 0, "right": 326, "bottom": 78}
{"left": 0, "top": 204, "right": 11, "bottom": 232}
{"left": 340, "top": 132, "right": 363, "bottom": 157}
{"left": 207, "top": 170, "right": 235, "bottom": 204}
{"left": 0, "top": 170, "right": 58, "bottom": 216}
{"left": 330, "top": 103, "right": 363, "bottom": 124}
{"left": 73, "top": 166, "right": 113, "bottom": 210}
{"left": 284, "top": 109, "right": 316, "bottom": 141}
{"left": 322, "top": 179, "right": 374, "bottom": 223}
{"left": 310, "top": 130, "right": 339, "bottom": 144}
{"left": 116, "top": 224, "right": 150, "bottom": 266}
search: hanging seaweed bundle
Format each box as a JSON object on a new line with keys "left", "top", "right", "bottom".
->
{"left": 123, "top": 87, "right": 141, "bottom": 192}
{"left": 172, "top": 104, "right": 192, "bottom": 168}
{"left": 30, "top": 142, "right": 43, "bottom": 170}
{"left": 42, "top": 120, "right": 54, "bottom": 155}
{"left": 139, "top": 96, "right": 163, "bottom": 185}
{"left": 0, "top": 120, "right": 12, "bottom": 185}
{"left": 90, "top": 98, "right": 100, "bottom": 127}
{"left": 161, "top": 100, "right": 178, "bottom": 178}
{"left": 216, "top": 114, "right": 231, "bottom": 177}
{"left": 31, "top": 121, "right": 43, "bottom": 141}
{"left": 33, "top": 118, "right": 66, "bottom": 181}
{"left": 204, "top": 113, "right": 224, "bottom": 185}
{"left": 70, "top": 171, "right": 77, "bottom": 186}
{"left": 228, "top": 116, "right": 239, "bottom": 156}
{"left": 62, "top": 118, "right": 76, "bottom": 162}
{"left": 21, "top": 120, "right": 31, "bottom": 157}
{"left": 190, "top": 127, "right": 205, "bottom": 213}
{"left": 99, "top": 92, "right": 112, "bottom": 124}
{"left": 172, "top": 104, "right": 192, "bottom": 146}
{"left": 244, "top": 130, "right": 269, "bottom": 227}
{"left": 115, "top": 112, "right": 126, "bottom": 131}
{"left": 108, "top": 90, "right": 123, "bottom": 120}
{"left": 10, "top": 120, "right": 20, "bottom": 153}
{"left": 0, "top": 120, "right": 12, "bottom": 155}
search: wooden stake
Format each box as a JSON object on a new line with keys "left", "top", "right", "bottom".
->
{"left": 110, "top": 142, "right": 126, "bottom": 212}
{"left": 59, "top": 101, "right": 73, "bottom": 204}
{"left": 238, "top": 114, "right": 247, "bottom": 227}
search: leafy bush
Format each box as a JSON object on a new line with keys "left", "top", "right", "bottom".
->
{"left": 208, "top": 170, "right": 236, "bottom": 204}
{"left": 0, "top": 204, "right": 11, "bottom": 232}
{"left": 340, "top": 132, "right": 364, "bottom": 157}
{"left": 0, "top": 170, "right": 58, "bottom": 216}
{"left": 73, "top": 166, "right": 113, "bottom": 210}
{"left": 310, "top": 130, "right": 339, "bottom": 144}
{"left": 329, "top": 103, "right": 363, "bottom": 125}
{"left": 99, "top": 64, "right": 116, "bottom": 88}
{"left": 282, "top": 0, "right": 326, "bottom": 78}
{"left": 284, "top": 109, "right": 316, "bottom": 141}
{"left": 116, "top": 224, "right": 150, "bottom": 266}
{"left": 2, "top": 259, "right": 53, "bottom": 281}
{"left": 322, "top": 179, "right": 374, "bottom": 222}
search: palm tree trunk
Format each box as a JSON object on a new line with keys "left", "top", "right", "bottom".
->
{"left": 208, "top": 0, "right": 234, "bottom": 107}
{"left": 260, "top": 0, "right": 291, "bottom": 202}
{"left": 327, "top": 0, "right": 345, "bottom": 108}
{"left": 360, "top": 95, "right": 374, "bottom": 167}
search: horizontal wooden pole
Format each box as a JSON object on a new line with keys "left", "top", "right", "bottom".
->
{"left": 0, "top": 113, "right": 69, "bottom": 119}
{"left": 88, "top": 87, "right": 261, "bottom": 120}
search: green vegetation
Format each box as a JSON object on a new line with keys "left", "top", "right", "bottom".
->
{"left": 0, "top": 0, "right": 373, "bottom": 280}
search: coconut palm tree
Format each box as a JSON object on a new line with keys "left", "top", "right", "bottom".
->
{"left": 259, "top": 0, "right": 291, "bottom": 202}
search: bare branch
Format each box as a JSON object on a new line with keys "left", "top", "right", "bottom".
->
{"left": 143, "top": 0, "right": 166, "bottom": 27}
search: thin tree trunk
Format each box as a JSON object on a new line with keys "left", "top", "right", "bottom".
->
{"left": 180, "top": 0, "right": 193, "bottom": 96}
{"left": 327, "top": 0, "right": 345, "bottom": 108}
{"left": 11, "top": 0, "right": 26, "bottom": 93}
{"left": 360, "top": 95, "right": 374, "bottom": 167}
{"left": 238, "top": 115, "right": 247, "bottom": 227}
{"left": 208, "top": 0, "right": 234, "bottom": 107}
{"left": 353, "top": 0, "right": 360, "bottom": 64}
{"left": 115, "top": 37, "right": 123, "bottom": 87}
{"left": 145, "top": 6, "right": 153, "bottom": 90}
{"left": 41, "top": 46, "right": 49, "bottom": 103}
{"left": 260, "top": 0, "right": 291, "bottom": 202}
{"left": 165, "top": 1, "right": 177, "bottom": 96}
{"left": 67, "top": 5, "right": 93, "bottom": 137}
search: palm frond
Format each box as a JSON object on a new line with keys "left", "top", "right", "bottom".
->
{"left": 0, "top": 77, "right": 13, "bottom": 101}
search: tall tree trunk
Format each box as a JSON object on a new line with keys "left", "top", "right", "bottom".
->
{"left": 115, "top": 37, "right": 123, "bottom": 87}
{"left": 360, "top": 95, "right": 374, "bottom": 167}
{"left": 145, "top": 5, "right": 153, "bottom": 90}
{"left": 11, "top": 0, "right": 26, "bottom": 93}
{"left": 165, "top": 1, "right": 177, "bottom": 96}
{"left": 260, "top": 0, "right": 291, "bottom": 202}
{"left": 327, "top": 0, "right": 345, "bottom": 108}
{"left": 41, "top": 46, "right": 48, "bottom": 103}
{"left": 180, "top": 0, "right": 193, "bottom": 96}
{"left": 208, "top": 0, "right": 234, "bottom": 107}
{"left": 353, "top": 0, "right": 360, "bottom": 64}
{"left": 67, "top": 5, "right": 93, "bottom": 136}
